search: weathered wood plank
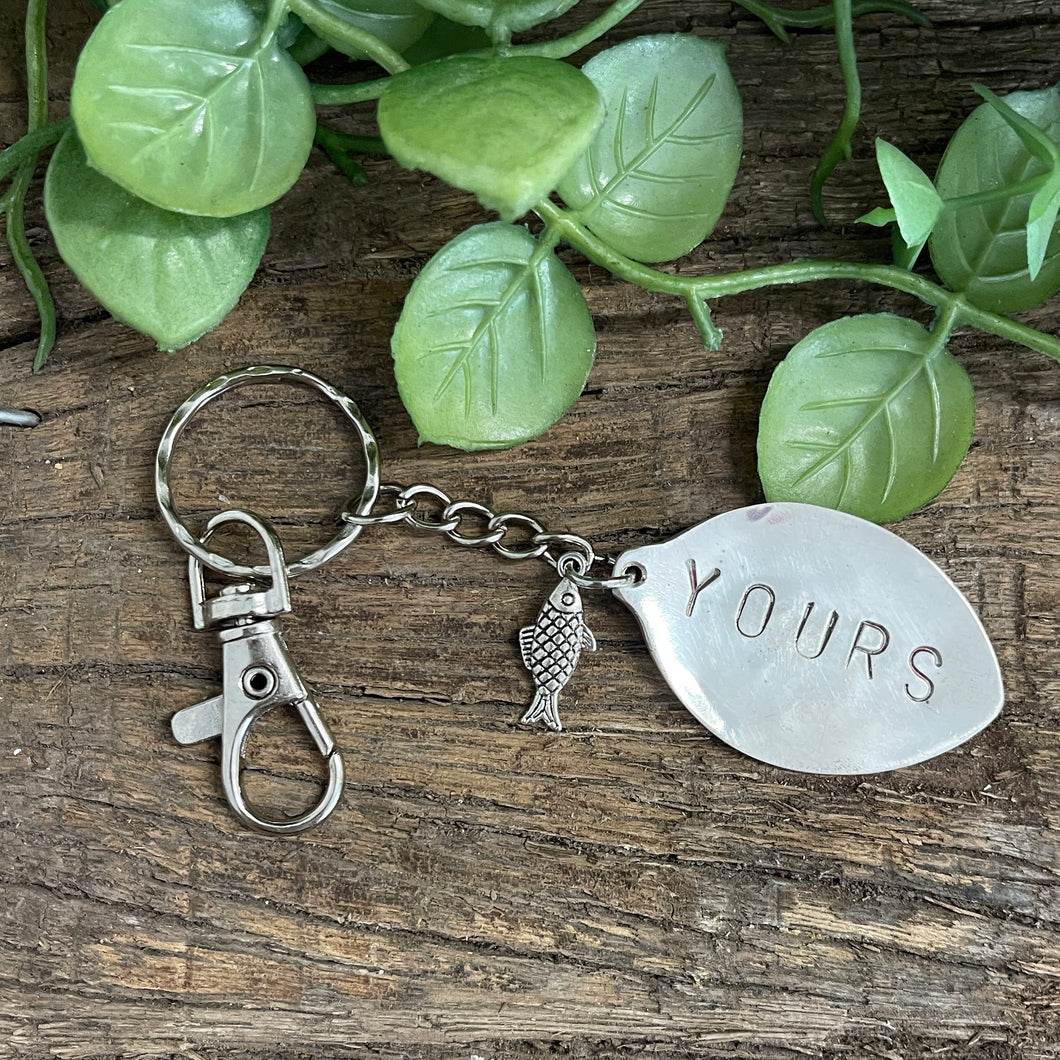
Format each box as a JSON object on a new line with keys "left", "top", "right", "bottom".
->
{"left": 1, "top": 1, "right": 1059, "bottom": 1057}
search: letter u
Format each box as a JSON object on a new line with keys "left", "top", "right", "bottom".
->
{"left": 794, "top": 602, "right": 840, "bottom": 659}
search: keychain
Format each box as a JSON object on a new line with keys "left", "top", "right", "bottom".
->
{"left": 156, "top": 365, "right": 1004, "bottom": 833}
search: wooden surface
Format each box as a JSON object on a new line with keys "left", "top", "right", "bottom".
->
{"left": 2, "top": 1, "right": 1060, "bottom": 1057}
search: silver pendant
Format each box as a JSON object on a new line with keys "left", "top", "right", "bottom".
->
{"left": 611, "top": 502, "right": 1003, "bottom": 774}
{"left": 519, "top": 576, "right": 597, "bottom": 731}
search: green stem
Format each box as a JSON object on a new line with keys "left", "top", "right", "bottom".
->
{"left": 534, "top": 198, "right": 1060, "bottom": 363}
{"left": 733, "top": 0, "right": 929, "bottom": 42}
{"left": 314, "top": 124, "right": 388, "bottom": 184}
{"left": 311, "top": 79, "right": 389, "bottom": 106}
{"left": 259, "top": 0, "right": 290, "bottom": 46}
{"left": 514, "top": 0, "right": 647, "bottom": 58}
{"left": 810, "top": 0, "right": 860, "bottom": 225}
{"left": 0, "top": 117, "right": 71, "bottom": 186}
{"left": 942, "top": 171, "right": 1048, "bottom": 213}
{"left": 310, "top": 0, "right": 647, "bottom": 100}
{"left": 927, "top": 299, "right": 961, "bottom": 347}
{"left": 286, "top": 0, "right": 409, "bottom": 73}
{"left": 7, "top": 0, "right": 57, "bottom": 371}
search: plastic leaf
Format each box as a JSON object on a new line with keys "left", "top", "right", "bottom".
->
{"left": 44, "top": 130, "right": 269, "bottom": 351}
{"left": 304, "top": 0, "right": 435, "bottom": 58}
{"left": 1026, "top": 181, "right": 1060, "bottom": 280}
{"left": 70, "top": 0, "right": 316, "bottom": 217}
{"left": 411, "top": 0, "right": 578, "bottom": 38}
{"left": 973, "top": 83, "right": 1060, "bottom": 170}
{"left": 857, "top": 206, "right": 897, "bottom": 227}
{"left": 379, "top": 53, "right": 603, "bottom": 221}
{"left": 875, "top": 138, "right": 943, "bottom": 246}
{"left": 929, "top": 85, "right": 1060, "bottom": 313}
{"left": 757, "top": 314, "right": 975, "bottom": 524}
{"left": 555, "top": 34, "right": 743, "bottom": 264}
{"left": 392, "top": 222, "right": 595, "bottom": 450}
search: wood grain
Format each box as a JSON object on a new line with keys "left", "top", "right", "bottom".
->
{"left": 1, "top": 1, "right": 1058, "bottom": 1057}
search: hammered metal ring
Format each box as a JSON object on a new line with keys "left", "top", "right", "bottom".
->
{"left": 156, "top": 365, "right": 381, "bottom": 580}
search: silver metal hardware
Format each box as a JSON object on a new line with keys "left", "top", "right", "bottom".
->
{"left": 156, "top": 364, "right": 380, "bottom": 581}
{"left": 0, "top": 407, "right": 41, "bottom": 428}
{"left": 156, "top": 366, "right": 1007, "bottom": 834}
{"left": 342, "top": 482, "right": 638, "bottom": 589}
{"left": 169, "top": 509, "right": 345, "bottom": 834}
{"left": 519, "top": 576, "right": 597, "bottom": 732}
{"left": 611, "top": 502, "right": 1004, "bottom": 774}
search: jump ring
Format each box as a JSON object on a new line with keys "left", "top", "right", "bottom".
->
{"left": 155, "top": 365, "right": 381, "bottom": 580}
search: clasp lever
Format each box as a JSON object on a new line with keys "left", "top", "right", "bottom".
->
{"left": 169, "top": 510, "right": 345, "bottom": 834}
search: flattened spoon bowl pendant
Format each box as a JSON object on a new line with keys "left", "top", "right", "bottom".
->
{"left": 611, "top": 503, "right": 1004, "bottom": 774}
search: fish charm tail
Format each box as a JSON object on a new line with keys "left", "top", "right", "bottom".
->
{"left": 518, "top": 576, "right": 597, "bottom": 732}
{"left": 521, "top": 688, "right": 562, "bottom": 731}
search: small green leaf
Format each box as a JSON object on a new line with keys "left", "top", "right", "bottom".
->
{"left": 857, "top": 206, "right": 897, "bottom": 227}
{"left": 875, "top": 138, "right": 943, "bottom": 246}
{"left": 379, "top": 53, "right": 603, "bottom": 221}
{"left": 757, "top": 314, "right": 975, "bottom": 524}
{"left": 1026, "top": 181, "right": 1060, "bottom": 280}
{"left": 556, "top": 34, "right": 742, "bottom": 264}
{"left": 70, "top": 0, "right": 316, "bottom": 217}
{"left": 392, "top": 222, "right": 595, "bottom": 450}
{"left": 302, "top": 0, "right": 435, "bottom": 58}
{"left": 412, "top": 0, "right": 578, "bottom": 39}
{"left": 929, "top": 85, "right": 1060, "bottom": 313}
{"left": 973, "top": 82, "right": 1060, "bottom": 170}
{"left": 891, "top": 224, "right": 927, "bottom": 270}
{"left": 44, "top": 130, "right": 269, "bottom": 351}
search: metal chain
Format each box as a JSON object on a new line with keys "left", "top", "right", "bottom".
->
{"left": 342, "top": 482, "right": 637, "bottom": 590}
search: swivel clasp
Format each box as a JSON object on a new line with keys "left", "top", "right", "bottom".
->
{"left": 169, "top": 510, "right": 345, "bottom": 834}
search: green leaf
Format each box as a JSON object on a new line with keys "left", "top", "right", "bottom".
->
{"left": 302, "top": 0, "right": 435, "bottom": 58}
{"left": 70, "top": 0, "right": 316, "bottom": 217}
{"left": 757, "top": 314, "right": 975, "bottom": 524}
{"left": 929, "top": 85, "right": 1060, "bottom": 313}
{"left": 857, "top": 206, "right": 897, "bottom": 227}
{"left": 412, "top": 0, "right": 578, "bottom": 39}
{"left": 1027, "top": 182, "right": 1060, "bottom": 280}
{"left": 44, "top": 129, "right": 269, "bottom": 351}
{"left": 874, "top": 138, "right": 943, "bottom": 246}
{"left": 973, "top": 83, "right": 1060, "bottom": 170}
{"left": 392, "top": 222, "right": 596, "bottom": 450}
{"left": 379, "top": 53, "right": 603, "bottom": 221}
{"left": 401, "top": 13, "right": 491, "bottom": 64}
{"left": 555, "top": 34, "right": 742, "bottom": 264}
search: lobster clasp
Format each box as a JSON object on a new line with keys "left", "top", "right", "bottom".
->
{"left": 170, "top": 510, "right": 345, "bottom": 834}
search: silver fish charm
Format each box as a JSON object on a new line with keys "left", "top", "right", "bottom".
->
{"left": 519, "top": 577, "right": 597, "bottom": 731}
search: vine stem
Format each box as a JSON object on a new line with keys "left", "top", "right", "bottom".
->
{"left": 0, "top": 117, "right": 72, "bottom": 186}
{"left": 312, "top": 80, "right": 388, "bottom": 106}
{"left": 311, "top": 0, "right": 649, "bottom": 104}
{"left": 259, "top": 0, "right": 290, "bottom": 45}
{"left": 285, "top": 0, "right": 409, "bottom": 74}
{"left": 514, "top": 0, "right": 647, "bottom": 58}
{"left": 732, "top": 0, "right": 929, "bottom": 42}
{"left": 534, "top": 198, "right": 1060, "bottom": 363}
{"left": 5, "top": 0, "right": 55, "bottom": 371}
{"left": 810, "top": 0, "right": 860, "bottom": 225}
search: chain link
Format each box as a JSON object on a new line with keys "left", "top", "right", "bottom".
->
{"left": 342, "top": 482, "right": 637, "bottom": 589}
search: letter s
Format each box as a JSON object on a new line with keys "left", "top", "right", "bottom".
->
{"left": 906, "top": 646, "right": 943, "bottom": 703}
